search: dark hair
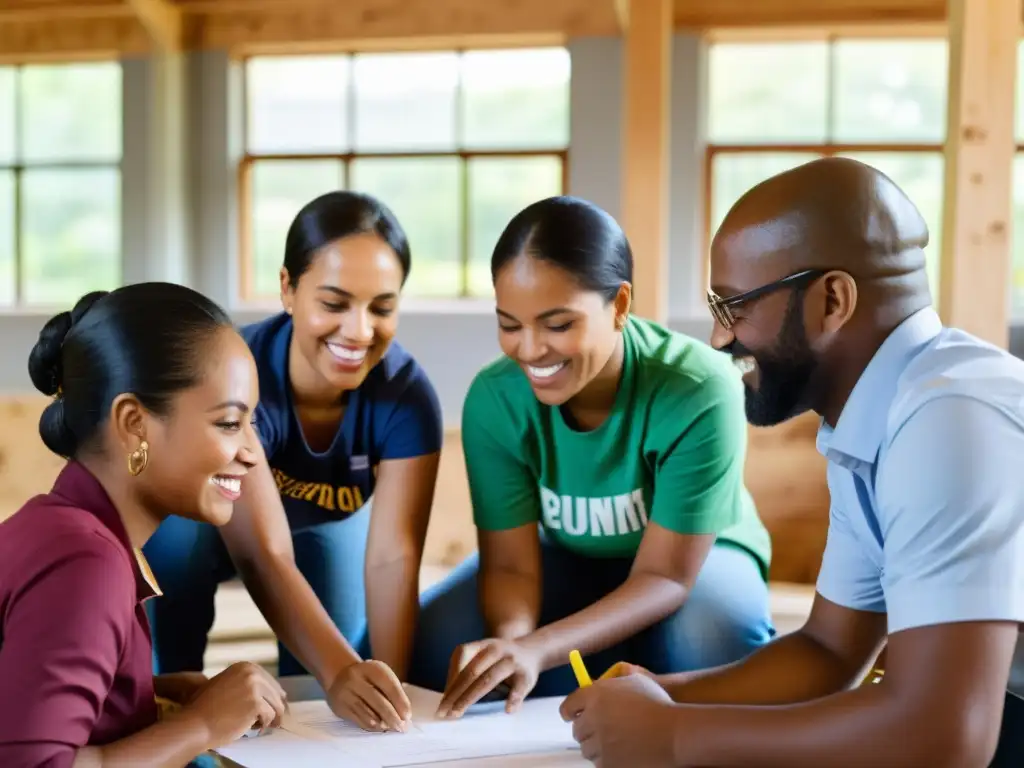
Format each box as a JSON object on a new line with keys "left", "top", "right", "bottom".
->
{"left": 491, "top": 195, "right": 633, "bottom": 302}
{"left": 27, "top": 282, "right": 233, "bottom": 459}
{"left": 283, "top": 190, "right": 411, "bottom": 287}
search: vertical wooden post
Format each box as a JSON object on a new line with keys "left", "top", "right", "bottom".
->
{"left": 939, "top": 0, "right": 1020, "bottom": 347}
{"left": 620, "top": 0, "right": 672, "bottom": 322}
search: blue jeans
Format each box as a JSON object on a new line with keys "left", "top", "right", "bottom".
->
{"left": 143, "top": 505, "right": 374, "bottom": 676}
{"left": 407, "top": 539, "right": 775, "bottom": 695}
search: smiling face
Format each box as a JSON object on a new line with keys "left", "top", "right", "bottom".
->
{"left": 133, "top": 327, "right": 261, "bottom": 526}
{"left": 709, "top": 226, "right": 822, "bottom": 427}
{"left": 280, "top": 232, "right": 404, "bottom": 396}
{"left": 494, "top": 254, "right": 629, "bottom": 407}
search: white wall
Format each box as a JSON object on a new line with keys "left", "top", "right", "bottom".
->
{"left": 1, "top": 38, "right": 1022, "bottom": 424}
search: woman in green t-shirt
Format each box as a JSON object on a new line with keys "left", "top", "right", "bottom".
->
{"left": 408, "top": 196, "right": 774, "bottom": 717}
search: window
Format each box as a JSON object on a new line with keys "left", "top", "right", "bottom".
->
{"left": 1010, "top": 43, "right": 1024, "bottom": 314}
{"left": 241, "top": 48, "right": 570, "bottom": 300}
{"left": 0, "top": 62, "right": 122, "bottom": 307}
{"left": 706, "top": 38, "right": 947, "bottom": 299}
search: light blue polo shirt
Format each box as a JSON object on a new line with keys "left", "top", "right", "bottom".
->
{"left": 814, "top": 307, "right": 1024, "bottom": 696}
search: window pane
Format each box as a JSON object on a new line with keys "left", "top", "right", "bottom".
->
{"left": 0, "top": 170, "right": 13, "bottom": 305}
{"left": 840, "top": 152, "right": 944, "bottom": 301}
{"left": 708, "top": 43, "right": 828, "bottom": 144}
{"left": 21, "top": 168, "right": 120, "bottom": 306}
{"left": 246, "top": 56, "right": 349, "bottom": 154}
{"left": 709, "top": 152, "right": 819, "bottom": 236}
{"left": 832, "top": 40, "right": 947, "bottom": 143}
{"left": 466, "top": 156, "right": 563, "bottom": 297}
{"left": 249, "top": 159, "right": 344, "bottom": 298}
{"left": 21, "top": 63, "right": 122, "bottom": 162}
{"left": 350, "top": 157, "right": 461, "bottom": 297}
{"left": 353, "top": 52, "right": 458, "bottom": 151}
{"left": 0, "top": 68, "right": 13, "bottom": 164}
{"left": 1013, "top": 155, "right": 1024, "bottom": 313}
{"left": 461, "top": 48, "right": 570, "bottom": 150}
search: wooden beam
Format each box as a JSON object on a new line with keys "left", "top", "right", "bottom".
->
{"left": 0, "top": 16, "right": 148, "bottom": 60}
{"left": 126, "top": 0, "right": 182, "bottom": 52}
{"left": 614, "top": 0, "right": 630, "bottom": 31}
{"left": 674, "top": 0, "right": 945, "bottom": 28}
{"left": 620, "top": 0, "right": 671, "bottom": 322}
{"left": 195, "top": 0, "right": 618, "bottom": 51}
{"left": 938, "top": 0, "right": 1020, "bottom": 347}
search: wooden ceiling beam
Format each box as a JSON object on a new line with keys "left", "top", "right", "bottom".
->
{"left": 614, "top": 0, "right": 630, "bottom": 31}
{"left": 125, "top": 0, "right": 183, "bottom": 52}
{"left": 193, "top": 0, "right": 619, "bottom": 50}
{"left": 673, "top": 0, "right": 946, "bottom": 28}
{"left": 0, "top": 16, "right": 148, "bottom": 61}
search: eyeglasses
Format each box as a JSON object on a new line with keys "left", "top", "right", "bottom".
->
{"left": 707, "top": 268, "right": 826, "bottom": 331}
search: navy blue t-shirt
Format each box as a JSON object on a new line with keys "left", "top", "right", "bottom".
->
{"left": 241, "top": 313, "right": 443, "bottom": 532}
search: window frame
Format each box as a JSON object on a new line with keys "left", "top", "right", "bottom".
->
{"left": 236, "top": 49, "right": 571, "bottom": 303}
{"left": 0, "top": 61, "right": 123, "bottom": 308}
{"left": 701, "top": 32, "right": 951, "bottom": 292}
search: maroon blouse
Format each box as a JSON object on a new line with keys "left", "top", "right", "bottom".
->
{"left": 0, "top": 461, "right": 160, "bottom": 767}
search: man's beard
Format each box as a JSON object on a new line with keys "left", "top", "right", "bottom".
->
{"left": 731, "top": 296, "right": 818, "bottom": 427}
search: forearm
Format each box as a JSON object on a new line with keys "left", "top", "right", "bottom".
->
{"left": 366, "top": 555, "right": 420, "bottom": 680}
{"left": 522, "top": 573, "right": 686, "bottom": 670}
{"left": 676, "top": 683, "right": 981, "bottom": 768}
{"left": 73, "top": 713, "right": 211, "bottom": 768}
{"left": 661, "top": 628, "right": 868, "bottom": 705}
{"left": 237, "top": 553, "right": 360, "bottom": 686}
{"left": 481, "top": 568, "right": 541, "bottom": 641}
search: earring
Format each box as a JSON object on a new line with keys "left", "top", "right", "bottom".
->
{"left": 128, "top": 441, "right": 149, "bottom": 477}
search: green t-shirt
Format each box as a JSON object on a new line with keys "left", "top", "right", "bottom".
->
{"left": 461, "top": 315, "right": 772, "bottom": 579}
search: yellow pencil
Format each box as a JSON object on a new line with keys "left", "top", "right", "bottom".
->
{"left": 569, "top": 649, "right": 593, "bottom": 688}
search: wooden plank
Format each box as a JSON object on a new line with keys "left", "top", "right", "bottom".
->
{"left": 620, "top": 0, "right": 671, "bottom": 322}
{"left": 0, "top": 16, "right": 148, "bottom": 59}
{"left": 194, "top": 0, "right": 618, "bottom": 50}
{"left": 126, "top": 0, "right": 183, "bottom": 51}
{"left": 675, "top": 0, "right": 945, "bottom": 28}
{"left": 938, "top": 0, "right": 1020, "bottom": 346}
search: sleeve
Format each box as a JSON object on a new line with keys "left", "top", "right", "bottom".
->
{"left": 0, "top": 535, "right": 134, "bottom": 768}
{"left": 876, "top": 395, "right": 1024, "bottom": 635}
{"left": 815, "top": 498, "right": 887, "bottom": 613}
{"left": 379, "top": 365, "right": 444, "bottom": 460}
{"left": 648, "top": 372, "right": 748, "bottom": 535}
{"left": 461, "top": 375, "right": 539, "bottom": 531}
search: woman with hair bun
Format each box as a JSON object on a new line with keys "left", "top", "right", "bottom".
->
{"left": 0, "top": 283, "right": 287, "bottom": 767}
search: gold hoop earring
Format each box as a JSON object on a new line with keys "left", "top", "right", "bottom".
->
{"left": 128, "top": 441, "right": 149, "bottom": 477}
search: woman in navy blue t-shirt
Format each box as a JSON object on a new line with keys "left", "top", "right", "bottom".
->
{"left": 144, "top": 191, "right": 447, "bottom": 732}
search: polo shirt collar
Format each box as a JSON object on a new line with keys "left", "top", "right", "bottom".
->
{"left": 51, "top": 461, "right": 162, "bottom": 602}
{"left": 816, "top": 307, "right": 943, "bottom": 466}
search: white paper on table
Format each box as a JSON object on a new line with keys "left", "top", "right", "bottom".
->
{"left": 279, "top": 685, "right": 580, "bottom": 767}
{"left": 213, "top": 724, "right": 379, "bottom": 768}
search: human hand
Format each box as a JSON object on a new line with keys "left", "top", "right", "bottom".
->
{"left": 597, "top": 661, "right": 656, "bottom": 682}
{"left": 154, "top": 671, "right": 210, "bottom": 705}
{"left": 437, "top": 638, "right": 541, "bottom": 718}
{"left": 326, "top": 659, "right": 412, "bottom": 733}
{"left": 559, "top": 673, "right": 679, "bottom": 768}
{"left": 181, "top": 661, "right": 288, "bottom": 747}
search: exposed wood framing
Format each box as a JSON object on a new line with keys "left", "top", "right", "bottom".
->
{"left": 0, "top": 16, "right": 148, "bottom": 60}
{"left": 614, "top": 0, "right": 630, "bottom": 31}
{"left": 621, "top": 0, "right": 672, "bottom": 322}
{"left": 938, "top": 0, "right": 1021, "bottom": 346}
{"left": 126, "top": 0, "right": 183, "bottom": 52}
{"left": 3, "top": 0, "right": 1014, "bottom": 58}
{"left": 674, "top": 0, "right": 945, "bottom": 28}
{"left": 193, "top": 0, "right": 617, "bottom": 51}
